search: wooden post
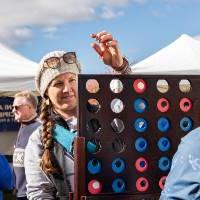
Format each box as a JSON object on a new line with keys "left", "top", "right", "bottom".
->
{"left": 74, "top": 137, "right": 86, "bottom": 200}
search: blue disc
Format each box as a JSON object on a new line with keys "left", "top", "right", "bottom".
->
{"left": 112, "top": 178, "right": 126, "bottom": 193}
{"left": 134, "top": 98, "right": 148, "bottom": 113}
{"left": 157, "top": 117, "right": 170, "bottom": 132}
{"left": 135, "top": 137, "right": 148, "bottom": 153}
{"left": 180, "top": 117, "right": 193, "bottom": 132}
{"left": 87, "top": 159, "right": 101, "bottom": 175}
{"left": 134, "top": 118, "right": 148, "bottom": 133}
{"left": 157, "top": 137, "right": 171, "bottom": 152}
{"left": 112, "top": 158, "right": 125, "bottom": 173}
{"left": 87, "top": 141, "right": 98, "bottom": 154}
{"left": 158, "top": 156, "right": 171, "bottom": 171}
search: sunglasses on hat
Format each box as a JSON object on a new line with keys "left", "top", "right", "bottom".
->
{"left": 43, "top": 52, "right": 77, "bottom": 69}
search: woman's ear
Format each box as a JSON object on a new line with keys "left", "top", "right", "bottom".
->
{"left": 44, "top": 94, "right": 50, "bottom": 105}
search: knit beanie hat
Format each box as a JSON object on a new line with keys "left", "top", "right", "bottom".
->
{"left": 35, "top": 50, "right": 81, "bottom": 97}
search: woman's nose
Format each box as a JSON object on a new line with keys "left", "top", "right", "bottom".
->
{"left": 63, "top": 83, "right": 71, "bottom": 92}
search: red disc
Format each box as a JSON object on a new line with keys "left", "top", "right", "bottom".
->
{"left": 88, "top": 180, "right": 102, "bottom": 194}
{"left": 179, "top": 98, "right": 192, "bottom": 112}
{"left": 159, "top": 176, "right": 167, "bottom": 190}
{"left": 135, "top": 157, "right": 148, "bottom": 172}
{"left": 157, "top": 98, "right": 170, "bottom": 112}
{"left": 136, "top": 177, "right": 149, "bottom": 192}
{"left": 133, "top": 79, "right": 147, "bottom": 94}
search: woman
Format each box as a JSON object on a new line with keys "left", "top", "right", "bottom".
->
{"left": 24, "top": 31, "right": 131, "bottom": 199}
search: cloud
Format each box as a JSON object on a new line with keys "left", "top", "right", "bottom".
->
{"left": 0, "top": 0, "right": 146, "bottom": 45}
{"left": 100, "top": 7, "right": 124, "bottom": 19}
{"left": 0, "top": 27, "right": 33, "bottom": 46}
{"left": 42, "top": 26, "right": 58, "bottom": 39}
{"left": 14, "top": 28, "right": 33, "bottom": 40}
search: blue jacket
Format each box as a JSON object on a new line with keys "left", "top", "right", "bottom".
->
{"left": 0, "top": 154, "right": 14, "bottom": 190}
{"left": 160, "top": 127, "right": 200, "bottom": 200}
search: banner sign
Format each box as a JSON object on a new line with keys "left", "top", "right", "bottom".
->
{"left": 0, "top": 97, "right": 20, "bottom": 132}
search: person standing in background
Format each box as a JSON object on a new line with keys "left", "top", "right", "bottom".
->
{"left": 12, "top": 91, "right": 40, "bottom": 200}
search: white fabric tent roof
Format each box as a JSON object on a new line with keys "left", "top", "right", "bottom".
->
{"left": 0, "top": 43, "right": 38, "bottom": 95}
{"left": 132, "top": 34, "right": 200, "bottom": 74}
{"left": 1, "top": 34, "right": 200, "bottom": 96}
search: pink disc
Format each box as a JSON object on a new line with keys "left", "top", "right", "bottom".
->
{"left": 88, "top": 180, "right": 102, "bottom": 194}
{"left": 157, "top": 98, "right": 170, "bottom": 112}
{"left": 136, "top": 177, "right": 149, "bottom": 192}
{"left": 133, "top": 79, "right": 147, "bottom": 94}
{"left": 179, "top": 98, "right": 192, "bottom": 112}
{"left": 135, "top": 157, "right": 148, "bottom": 172}
{"left": 159, "top": 176, "right": 167, "bottom": 190}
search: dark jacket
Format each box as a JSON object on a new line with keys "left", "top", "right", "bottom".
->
{"left": 13, "top": 118, "right": 40, "bottom": 197}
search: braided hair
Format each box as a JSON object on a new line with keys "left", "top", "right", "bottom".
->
{"left": 40, "top": 98, "right": 61, "bottom": 175}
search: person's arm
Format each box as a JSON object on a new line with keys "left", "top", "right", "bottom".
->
{"left": 91, "top": 30, "right": 132, "bottom": 74}
{"left": 160, "top": 128, "right": 200, "bottom": 200}
{"left": 24, "top": 128, "right": 56, "bottom": 200}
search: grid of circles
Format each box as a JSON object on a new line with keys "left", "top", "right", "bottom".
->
{"left": 132, "top": 78, "right": 193, "bottom": 192}
{"left": 86, "top": 79, "right": 102, "bottom": 194}
{"left": 86, "top": 79, "right": 127, "bottom": 194}
{"left": 156, "top": 79, "right": 193, "bottom": 190}
{"left": 85, "top": 79, "right": 102, "bottom": 156}
{"left": 85, "top": 80, "right": 125, "bottom": 152}
{"left": 133, "top": 79, "right": 149, "bottom": 192}
{"left": 156, "top": 79, "right": 193, "bottom": 133}
{"left": 85, "top": 78, "right": 193, "bottom": 194}
{"left": 110, "top": 79, "right": 127, "bottom": 193}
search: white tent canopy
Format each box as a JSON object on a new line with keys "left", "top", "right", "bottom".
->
{"left": 0, "top": 43, "right": 38, "bottom": 96}
{"left": 1, "top": 34, "right": 200, "bottom": 96}
{"left": 132, "top": 34, "right": 200, "bottom": 74}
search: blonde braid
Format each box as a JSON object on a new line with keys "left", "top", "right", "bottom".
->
{"left": 40, "top": 98, "right": 61, "bottom": 175}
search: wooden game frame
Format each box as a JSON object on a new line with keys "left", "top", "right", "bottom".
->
{"left": 73, "top": 137, "right": 161, "bottom": 200}
{"left": 72, "top": 74, "right": 200, "bottom": 200}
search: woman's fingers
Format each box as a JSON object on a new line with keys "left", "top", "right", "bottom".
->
{"left": 91, "top": 31, "right": 113, "bottom": 43}
{"left": 91, "top": 43, "right": 103, "bottom": 57}
{"left": 106, "top": 39, "right": 118, "bottom": 48}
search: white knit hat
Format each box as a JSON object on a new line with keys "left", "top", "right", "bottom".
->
{"left": 35, "top": 50, "right": 81, "bottom": 97}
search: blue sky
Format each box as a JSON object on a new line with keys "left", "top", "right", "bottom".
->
{"left": 0, "top": 0, "right": 200, "bottom": 73}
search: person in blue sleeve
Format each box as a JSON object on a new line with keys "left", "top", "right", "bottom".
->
{"left": 0, "top": 154, "right": 14, "bottom": 198}
{"left": 160, "top": 127, "right": 200, "bottom": 200}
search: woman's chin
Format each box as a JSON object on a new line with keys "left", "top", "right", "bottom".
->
{"left": 62, "top": 104, "right": 77, "bottom": 112}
